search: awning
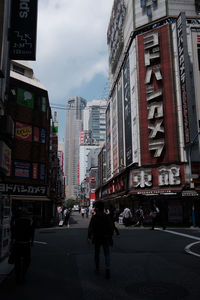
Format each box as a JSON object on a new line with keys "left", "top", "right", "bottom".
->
{"left": 11, "top": 195, "right": 51, "bottom": 201}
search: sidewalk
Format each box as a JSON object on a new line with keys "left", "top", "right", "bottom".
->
{"left": 0, "top": 257, "right": 14, "bottom": 284}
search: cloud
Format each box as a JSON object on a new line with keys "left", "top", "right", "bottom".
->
{"left": 30, "top": 0, "right": 113, "bottom": 103}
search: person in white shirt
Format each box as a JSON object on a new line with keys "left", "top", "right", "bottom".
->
{"left": 122, "top": 207, "right": 132, "bottom": 227}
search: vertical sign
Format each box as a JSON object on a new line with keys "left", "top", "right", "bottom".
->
{"left": 112, "top": 88, "right": 118, "bottom": 174}
{"left": 117, "top": 75, "right": 124, "bottom": 168}
{"left": 176, "top": 12, "right": 198, "bottom": 144}
{"left": 10, "top": 0, "right": 38, "bottom": 60}
{"left": 106, "top": 103, "right": 111, "bottom": 179}
{"left": 123, "top": 56, "right": 132, "bottom": 166}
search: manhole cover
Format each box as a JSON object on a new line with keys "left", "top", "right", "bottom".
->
{"left": 125, "top": 282, "right": 188, "bottom": 299}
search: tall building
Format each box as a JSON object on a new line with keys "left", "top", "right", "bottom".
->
{"left": 87, "top": 99, "right": 107, "bottom": 146}
{"left": 65, "top": 96, "right": 87, "bottom": 199}
{"left": 96, "top": 0, "right": 200, "bottom": 226}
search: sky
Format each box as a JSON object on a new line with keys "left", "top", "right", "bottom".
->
{"left": 30, "top": 0, "right": 113, "bottom": 143}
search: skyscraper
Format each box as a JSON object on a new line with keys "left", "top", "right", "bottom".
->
{"left": 65, "top": 96, "right": 87, "bottom": 199}
{"left": 87, "top": 99, "right": 107, "bottom": 146}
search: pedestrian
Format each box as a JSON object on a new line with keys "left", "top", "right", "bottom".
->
{"left": 85, "top": 207, "right": 89, "bottom": 218}
{"left": 64, "top": 208, "right": 70, "bottom": 226}
{"left": 150, "top": 203, "right": 160, "bottom": 230}
{"left": 10, "top": 206, "right": 35, "bottom": 284}
{"left": 88, "top": 201, "right": 114, "bottom": 279}
{"left": 81, "top": 207, "right": 85, "bottom": 218}
{"left": 122, "top": 207, "right": 132, "bottom": 227}
{"left": 135, "top": 206, "right": 144, "bottom": 227}
{"left": 109, "top": 204, "right": 120, "bottom": 236}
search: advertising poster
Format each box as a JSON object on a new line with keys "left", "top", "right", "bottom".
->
{"left": 123, "top": 56, "right": 133, "bottom": 166}
{"left": 14, "top": 161, "right": 31, "bottom": 178}
{"left": 17, "top": 88, "right": 34, "bottom": 109}
{"left": 15, "top": 122, "right": 32, "bottom": 141}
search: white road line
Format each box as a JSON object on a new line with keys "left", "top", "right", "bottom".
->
{"left": 157, "top": 228, "right": 200, "bottom": 241}
{"left": 34, "top": 241, "right": 47, "bottom": 245}
{"left": 185, "top": 241, "right": 200, "bottom": 258}
{"left": 157, "top": 228, "right": 200, "bottom": 258}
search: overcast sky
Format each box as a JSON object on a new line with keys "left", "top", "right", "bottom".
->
{"left": 30, "top": 0, "right": 113, "bottom": 142}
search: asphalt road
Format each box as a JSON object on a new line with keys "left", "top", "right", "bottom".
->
{"left": 1, "top": 211, "right": 200, "bottom": 300}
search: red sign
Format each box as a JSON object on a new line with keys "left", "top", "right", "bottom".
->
{"left": 34, "top": 127, "right": 40, "bottom": 142}
{"left": 137, "top": 24, "right": 179, "bottom": 165}
{"left": 80, "top": 131, "right": 84, "bottom": 145}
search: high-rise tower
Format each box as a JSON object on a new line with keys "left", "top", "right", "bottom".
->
{"left": 65, "top": 96, "right": 87, "bottom": 199}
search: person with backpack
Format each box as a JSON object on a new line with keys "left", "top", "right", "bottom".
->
{"left": 88, "top": 201, "right": 114, "bottom": 279}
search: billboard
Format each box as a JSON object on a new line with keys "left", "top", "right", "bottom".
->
{"left": 15, "top": 122, "right": 32, "bottom": 141}
{"left": 134, "top": 0, "right": 167, "bottom": 29}
{"left": 137, "top": 24, "right": 179, "bottom": 165}
{"left": 123, "top": 56, "right": 132, "bottom": 166}
{"left": 10, "top": 0, "right": 38, "bottom": 60}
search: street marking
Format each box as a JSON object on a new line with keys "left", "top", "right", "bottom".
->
{"left": 157, "top": 228, "right": 200, "bottom": 241}
{"left": 185, "top": 241, "right": 200, "bottom": 258}
{"left": 34, "top": 240, "right": 47, "bottom": 245}
{"left": 156, "top": 228, "right": 200, "bottom": 258}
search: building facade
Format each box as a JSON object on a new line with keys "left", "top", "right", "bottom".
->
{"left": 65, "top": 96, "right": 87, "bottom": 199}
{"left": 96, "top": 0, "right": 200, "bottom": 226}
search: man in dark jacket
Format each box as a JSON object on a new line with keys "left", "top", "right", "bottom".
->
{"left": 10, "top": 206, "right": 35, "bottom": 283}
{"left": 88, "top": 201, "right": 114, "bottom": 279}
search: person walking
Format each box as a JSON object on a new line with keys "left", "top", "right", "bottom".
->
{"left": 81, "top": 207, "right": 85, "bottom": 218}
{"left": 122, "top": 207, "right": 132, "bottom": 227}
{"left": 10, "top": 206, "right": 35, "bottom": 284}
{"left": 88, "top": 201, "right": 114, "bottom": 279}
{"left": 109, "top": 204, "right": 120, "bottom": 236}
{"left": 150, "top": 203, "right": 160, "bottom": 230}
{"left": 135, "top": 206, "right": 144, "bottom": 227}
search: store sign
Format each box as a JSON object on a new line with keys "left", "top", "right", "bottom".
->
{"left": 16, "top": 122, "right": 32, "bottom": 141}
{"left": 10, "top": 0, "right": 38, "bottom": 60}
{"left": 135, "top": 0, "right": 166, "bottom": 29}
{"left": 138, "top": 25, "right": 178, "bottom": 164}
{"left": 129, "top": 165, "right": 182, "bottom": 189}
{"left": 17, "top": 88, "right": 34, "bottom": 109}
{"left": 176, "top": 12, "right": 198, "bottom": 144}
{"left": 144, "top": 31, "right": 165, "bottom": 157}
{"left": 14, "top": 161, "right": 31, "bottom": 178}
{"left": 0, "top": 183, "right": 46, "bottom": 195}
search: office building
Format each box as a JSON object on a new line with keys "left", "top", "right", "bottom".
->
{"left": 65, "top": 96, "right": 87, "bottom": 199}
